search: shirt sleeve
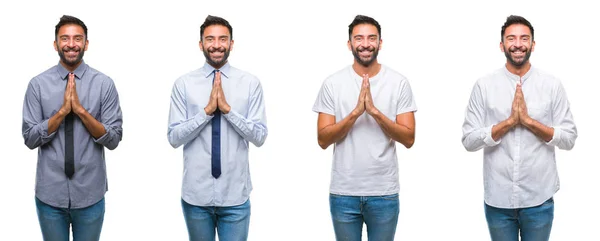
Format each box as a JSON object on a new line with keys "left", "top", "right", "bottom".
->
{"left": 223, "top": 80, "right": 268, "bottom": 147}
{"left": 22, "top": 80, "right": 57, "bottom": 149}
{"left": 545, "top": 82, "right": 577, "bottom": 150}
{"left": 312, "top": 78, "right": 335, "bottom": 115}
{"left": 462, "top": 81, "right": 501, "bottom": 152}
{"left": 167, "top": 78, "right": 213, "bottom": 148}
{"left": 93, "top": 77, "right": 123, "bottom": 150}
{"left": 396, "top": 78, "right": 418, "bottom": 114}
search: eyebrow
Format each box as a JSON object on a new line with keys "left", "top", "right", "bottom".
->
{"left": 353, "top": 34, "right": 378, "bottom": 38}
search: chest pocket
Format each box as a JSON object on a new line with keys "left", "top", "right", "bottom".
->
{"left": 528, "top": 102, "right": 551, "bottom": 126}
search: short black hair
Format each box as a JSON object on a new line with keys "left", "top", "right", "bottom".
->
{"left": 55, "top": 15, "right": 87, "bottom": 40}
{"left": 348, "top": 15, "right": 381, "bottom": 40}
{"left": 200, "top": 15, "right": 233, "bottom": 40}
{"left": 501, "top": 15, "right": 534, "bottom": 42}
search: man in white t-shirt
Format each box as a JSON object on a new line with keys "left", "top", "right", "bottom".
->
{"left": 313, "top": 15, "right": 417, "bottom": 241}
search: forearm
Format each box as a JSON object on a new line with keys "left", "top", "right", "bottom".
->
{"left": 371, "top": 111, "right": 415, "bottom": 148}
{"left": 491, "top": 118, "right": 516, "bottom": 141}
{"left": 47, "top": 109, "right": 68, "bottom": 134}
{"left": 522, "top": 117, "right": 554, "bottom": 142}
{"left": 318, "top": 111, "right": 360, "bottom": 149}
{"left": 75, "top": 109, "right": 106, "bottom": 139}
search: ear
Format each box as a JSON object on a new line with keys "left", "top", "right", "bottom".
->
{"left": 499, "top": 41, "right": 505, "bottom": 53}
{"left": 84, "top": 39, "right": 89, "bottom": 51}
{"left": 347, "top": 40, "right": 352, "bottom": 51}
{"left": 229, "top": 39, "right": 234, "bottom": 51}
{"left": 378, "top": 38, "right": 383, "bottom": 50}
{"left": 54, "top": 40, "right": 58, "bottom": 51}
{"left": 531, "top": 40, "right": 536, "bottom": 52}
{"left": 199, "top": 40, "right": 204, "bottom": 51}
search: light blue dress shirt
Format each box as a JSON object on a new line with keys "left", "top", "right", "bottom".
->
{"left": 168, "top": 62, "right": 268, "bottom": 207}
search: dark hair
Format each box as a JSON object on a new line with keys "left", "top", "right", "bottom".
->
{"left": 200, "top": 15, "right": 233, "bottom": 40}
{"left": 501, "top": 15, "right": 534, "bottom": 41}
{"left": 55, "top": 15, "right": 88, "bottom": 40}
{"left": 348, "top": 15, "right": 381, "bottom": 40}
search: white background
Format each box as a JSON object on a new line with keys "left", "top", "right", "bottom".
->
{"left": 1, "top": 0, "right": 598, "bottom": 240}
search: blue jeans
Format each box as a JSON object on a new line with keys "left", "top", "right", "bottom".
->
{"left": 485, "top": 198, "right": 554, "bottom": 241}
{"left": 181, "top": 199, "right": 251, "bottom": 241}
{"left": 35, "top": 197, "right": 105, "bottom": 241}
{"left": 329, "top": 193, "right": 399, "bottom": 241}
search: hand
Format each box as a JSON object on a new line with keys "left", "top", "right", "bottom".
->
{"left": 352, "top": 74, "right": 367, "bottom": 116}
{"left": 509, "top": 84, "right": 520, "bottom": 127}
{"left": 204, "top": 73, "right": 219, "bottom": 115}
{"left": 364, "top": 74, "right": 379, "bottom": 116}
{"left": 515, "top": 83, "right": 531, "bottom": 125}
{"left": 69, "top": 74, "right": 85, "bottom": 115}
{"left": 59, "top": 73, "right": 73, "bottom": 116}
{"left": 215, "top": 71, "right": 231, "bottom": 114}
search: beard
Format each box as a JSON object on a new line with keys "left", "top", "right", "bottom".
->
{"left": 504, "top": 45, "right": 531, "bottom": 67}
{"left": 57, "top": 44, "right": 85, "bottom": 67}
{"left": 352, "top": 45, "right": 379, "bottom": 67}
{"left": 203, "top": 46, "right": 231, "bottom": 68}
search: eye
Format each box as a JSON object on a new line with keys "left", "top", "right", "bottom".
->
{"left": 60, "top": 36, "right": 68, "bottom": 42}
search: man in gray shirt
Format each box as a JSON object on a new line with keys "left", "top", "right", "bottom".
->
{"left": 22, "top": 15, "right": 123, "bottom": 241}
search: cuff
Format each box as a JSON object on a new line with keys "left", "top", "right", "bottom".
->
{"left": 94, "top": 123, "right": 110, "bottom": 143}
{"left": 483, "top": 125, "right": 501, "bottom": 147}
{"left": 545, "top": 127, "right": 560, "bottom": 146}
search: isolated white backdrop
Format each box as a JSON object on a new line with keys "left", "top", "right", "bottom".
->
{"left": 1, "top": 0, "right": 598, "bottom": 240}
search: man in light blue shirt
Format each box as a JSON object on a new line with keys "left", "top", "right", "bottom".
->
{"left": 168, "top": 15, "right": 267, "bottom": 241}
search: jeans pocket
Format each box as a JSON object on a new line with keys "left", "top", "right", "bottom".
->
{"left": 381, "top": 193, "right": 399, "bottom": 201}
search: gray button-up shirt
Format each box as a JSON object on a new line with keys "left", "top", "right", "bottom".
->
{"left": 168, "top": 62, "right": 268, "bottom": 207}
{"left": 22, "top": 61, "right": 123, "bottom": 209}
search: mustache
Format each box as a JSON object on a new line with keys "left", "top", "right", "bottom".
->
{"left": 509, "top": 46, "right": 527, "bottom": 52}
{"left": 208, "top": 47, "right": 226, "bottom": 53}
{"left": 357, "top": 46, "right": 376, "bottom": 52}
{"left": 62, "top": 46, "right": 81, "bottom": 52}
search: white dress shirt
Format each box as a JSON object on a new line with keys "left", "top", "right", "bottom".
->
{"left": 462, "top": 66, "right": 577, "bottom": 208}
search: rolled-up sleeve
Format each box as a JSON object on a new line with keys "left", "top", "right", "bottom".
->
{"left": 22, "top": 81, "right": 57, "bottom": 149}
{"left": 462, "top": 82, "right": 500, "bottom": 152}
{"left": 93, "top": 77, "right": 123, "bottom": 150}
{"left": 546, "top": 82, "right": 577, "bottom": 150}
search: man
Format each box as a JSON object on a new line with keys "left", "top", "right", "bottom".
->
{"left": 167, "top": 15, "right": 267, "bottom": 241}
{"left": 313, "top": 15, "right": 417, "bottom": 241}
{"left": 22, "top": 15, "right": 123, "bottom": 241}
{"left": 462, "top": 15, "right": 577, "bottom": 241}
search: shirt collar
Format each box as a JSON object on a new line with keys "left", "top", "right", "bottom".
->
{"left": 202, "top": 62, "right": 231, "bottom": 79}
{"left": 503, "top": 64, "right": 534, "bottom": 84}
{"left": 56, "top": 61, "right": 88, "bottom": 80}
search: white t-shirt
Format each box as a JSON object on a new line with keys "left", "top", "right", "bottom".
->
{"left": 313, "top": 65, "right": 417, "bottom": 196}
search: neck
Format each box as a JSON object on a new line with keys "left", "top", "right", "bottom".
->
{"left": 352, "top": 61, "right": 381, "bottom": 77}
{"left": 505, "top": 61, "right": 531, "bottom": 77}
{"left": 60, "top": 60, "right": 82, "bottom": 73}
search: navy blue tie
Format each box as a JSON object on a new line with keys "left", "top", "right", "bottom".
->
{"left": 211, "top": 70, "right": 222, "bottom": 178}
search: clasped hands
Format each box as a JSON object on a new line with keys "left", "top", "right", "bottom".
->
{"left": 509, "top": 83, "right": 533, "bottom": 127}
{"left": 59, "top": 73, "right": 85, "bottom": 116}
{"left": 204, "top": 71, "right": 231, "bottom": 115}
{"left": 352, "top": 74, "right": 380, "bottom": 116}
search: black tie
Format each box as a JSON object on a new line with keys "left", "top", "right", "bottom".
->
{"left": 65, "top": 73, "right": 75, "bottom": 179}
{"left": 211, "top": 70, "right": 222, "bottom": 178}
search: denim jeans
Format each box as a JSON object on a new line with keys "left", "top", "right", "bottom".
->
{"left": 181, "top": 199, "right": 251, "bottom": 241}
{"left": 485, "top": 197, "right": 554, "bottom": 241}
{"left": 35, "top": 197, "right": 105, "bottom": 241}
{"left": 329, "top": 193, "right": 399, "bottom": 241}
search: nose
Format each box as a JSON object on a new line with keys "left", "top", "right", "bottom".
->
{"left": 514, "top": 38, "right": 523, "bottom": 47}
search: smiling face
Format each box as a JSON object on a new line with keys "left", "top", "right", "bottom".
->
{"left": 348, "top": 23, "right": 382, "bottom": 67}
{"left": 501, "top": 23, "right": 535, "bottom": 68}
{"left": 200, "top": 24, "right": 234, "bottom": 69}
{"left": 54, "top": 24, "right": 88, "bottom": 69}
